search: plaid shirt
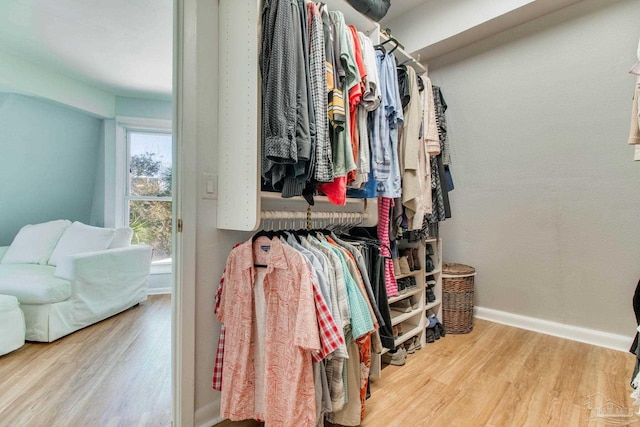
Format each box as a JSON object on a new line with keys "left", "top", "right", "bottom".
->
{"left": 311, "top": 280, "right": 344, "bottom": 362}
{"left": 212, "top": 274, "right": 225, "bottom": 391}
{"left": 308, "top": 2, "right": 333, "bottom": 183}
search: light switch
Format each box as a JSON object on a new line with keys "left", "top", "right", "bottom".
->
{"left": 202, "top": 173, "right": 217, "bottom": 199}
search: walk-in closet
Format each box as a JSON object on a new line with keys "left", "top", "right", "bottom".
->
{"left": 173, "top": 0, "right": 640, "bottom": 425}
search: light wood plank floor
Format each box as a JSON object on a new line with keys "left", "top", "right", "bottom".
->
{"left": 216, "top": 319, "right": 638, "bottom": 427}
{"left": 0, "top": 294, "right": 172, "bottom": 427}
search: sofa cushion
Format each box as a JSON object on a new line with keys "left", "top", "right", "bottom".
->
{"left": 1, "top": 220, "right": 71, "bottom": 265}
{"left": 0, "top": 264, "right": 72, "bottom": 304}
{"left": 48, "top": 222, "right": 115, "bottom": 266}
{"left": 109, "top": 227, "right": 134, "bottom": 249}
{"left": 0, "top": 294, "right": 19, "bottom": 311}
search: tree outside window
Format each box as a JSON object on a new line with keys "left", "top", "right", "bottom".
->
{"left": 127, "top": 131, "right": 172, "bottom": 264}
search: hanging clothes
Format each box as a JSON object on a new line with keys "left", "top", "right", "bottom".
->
{"left": 215, "top": 228, "right": 387, "bottom": 426}
{"left": 372, "top": 50, "right": 403, "bottom": 198}
{"left": 260, "top": 0, "right": 298, "bottom": 189}
{"left": 307, "top": 2, "right": 332, "bottom": 183}
{"left": 377, "top": 197, "right": 398, "bottom": 297}
{"left": 217, "top": 237, "right": 320, "bottom": 425}
{"left": 400, "top": 65, "right": 424, "bottom": 229}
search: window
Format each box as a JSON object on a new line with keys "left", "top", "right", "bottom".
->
{"left": 126, "top": 130, "right": 173, "bottom": 266}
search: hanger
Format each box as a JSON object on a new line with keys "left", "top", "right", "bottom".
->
{"left": 252, "top": 229, "right": 274, "bottom": 242}
{"left": 374, "top": 44, "right": 387, "bottom": 59}
{"left": 374, "top": 36, "right": 402, "bottom": 55}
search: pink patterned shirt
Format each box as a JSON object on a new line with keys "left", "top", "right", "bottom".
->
{"left": 217, "top": 237, "right": 320, "bottom": 426}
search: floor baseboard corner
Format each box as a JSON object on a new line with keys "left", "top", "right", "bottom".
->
{"left": 474, "top": 306, "right": 633, "bottom": 352}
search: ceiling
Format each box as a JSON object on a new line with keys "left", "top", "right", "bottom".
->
{"left": 0, "top": 0, "right": 173, "bottom": 99}
{"left": 0, "top": 0, "right": 427, "bottom": 101}
{"left": 381, "top": 0, "right": 429, "bottom": 23}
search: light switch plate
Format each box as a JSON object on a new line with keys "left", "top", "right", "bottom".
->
{"left": 202, "top": 173, "right": 217, "bottom": 199}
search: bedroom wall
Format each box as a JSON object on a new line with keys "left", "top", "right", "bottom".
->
{"left": 427, "top": 0, "right": 640, "bottom": 340}
{"left": 0, "top": 93, "right": 102, "bottom": 245}
{"left": 115, "top": 96, "right": 172, "bottom": 119}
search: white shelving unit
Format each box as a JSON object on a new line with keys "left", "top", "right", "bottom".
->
{"left": 217, "top": 0, "right": 438, "bottom": 389}
{"left": 216, "top": 0, "right": 427, "bottom": 232}
{"left": 216, "top": 0, "right": 380, "bottom": 232}
{"left": 424, "top": 238, "right": 443, "bottom": 321}
{"left": 371, "top": 238, "right": 442, "bottom": 378}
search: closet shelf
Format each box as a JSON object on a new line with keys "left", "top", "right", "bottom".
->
{"left": 394, "top": 270, "right": 422, "bottom": 280}
{"left": 426, "top": 268, "right": 442, "bottom": 276}
{"left": 260, "top": 191, "right": 369, "bottom": 205}
{"left": 394, "top": 324, "right": 424, "bottom": 347}
{"left": 388, "top": 287, "right": 421, "bottom": 304}
{"left": 390, "top": 310, "right": 421, "bottom": 326}
{"left": 425, "top": 300, "right": 441, "bottom": 312}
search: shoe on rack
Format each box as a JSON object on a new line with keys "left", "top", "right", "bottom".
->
{"left": 410, "top": 296, "right": 419, "bottom": 310}
{"left": 426, "top": 286, "right": 436, "bottom": 303}
{"left": 433, "top": 325, "right": 441, "bottom": 340}
{"left": 382, "top": 349, "right": 406, "bottom": 366}
{"left": 426, "top": 244, "right": 434, "bottom": 255}
{"left": 403, "top": 338, "right": 416, "bottom": 354}
{"left": 433, "top": 317, "right": 446, "bottom": 337}
{"left": 392, "top": 258, "right": 401, "bottom": 277}
{"left": 408, "top": 277, "right": 418, "bottom": 289}
{"left": 427, "top": 315, "right": 441, "bottom": 340}
{"left": 402, "top": 249, "right": 415, "bottom": 271}
{"left": 426, "top": 328, "right": 435, "bottom": 343}
{"left": 411, "top": 247, "right": 422, "bottom": 270}
{"left": 398, "top": 256, "right": 412, "bottom": 275}
{"left": 413, "top": 336, "right": 422, "bottom": 351}
{"left": 390, "top": 299, "right": 412, "bottom": 313}
{"left": 397, "top": 278, "right": 407, "bottom": 294}
{"left": 397, "top": 323, "right": 404, "bottom": 336}
{"left": 425, "top": 256, "right": 434, "bottom": 272}
{"left": 393, "top": 325, "right": 400, "bottom": 338}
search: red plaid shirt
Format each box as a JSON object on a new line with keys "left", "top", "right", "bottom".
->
{"left": 311, "top": 280, "right": 344, "bottom": 362}
{"left": 212, "top": 274, "right": 225, "bottom": 391}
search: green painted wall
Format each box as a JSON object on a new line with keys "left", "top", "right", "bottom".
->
{"left": 0, "top": 93, "right": 102, "bottom": 245}
{"left": 116, "top": 96, "right": 172, "bottom": 120}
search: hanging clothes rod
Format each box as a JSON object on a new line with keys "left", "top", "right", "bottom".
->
{"left": 259, "top": 210, "right": 371, "bottom": 230}
{"left": 259, "top": 210, "right": 371, "bottom": 221}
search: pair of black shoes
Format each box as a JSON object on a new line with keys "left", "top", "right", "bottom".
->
{"left": 424, "top": 244, "right": 435, "bottom": 272}
{"left": 426, "top": 315, "right": 446, "bottom": 343}
{"left": 425, "top": 277, "right": 436, "bottom": 302}
{"left": 397, "top": 276, "right": 417, "bottom": 294}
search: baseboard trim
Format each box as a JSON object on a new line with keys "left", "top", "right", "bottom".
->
{"left": 474, "top": 306, "right": 633, "bottom": 353}
{"left": 147, "top": 287, "right": 172, "bottom": 295}
{"left": 195, "top": 399, "right": 222, "bottom": 427}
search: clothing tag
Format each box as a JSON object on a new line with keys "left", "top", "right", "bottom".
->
{"left": 260, "top": 245, "right": 271, "bottom": 252}
{"left": 635, "top": 145, "right": 640, "bottom": 162}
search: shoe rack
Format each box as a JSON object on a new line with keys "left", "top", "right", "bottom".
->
{"left": 424, "top": 237, "right": 443, "bottom": 321}
{"left": 370, "top": 238, "right": 442, "bottom": 378}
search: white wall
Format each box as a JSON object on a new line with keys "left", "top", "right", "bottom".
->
{"left": 179, "top": 1, "right": 255, "bottom": 425}
{"left": 428, "top": 0, "right": 640, "bottom": 338}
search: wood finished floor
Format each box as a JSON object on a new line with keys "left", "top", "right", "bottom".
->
{"left": 216, "top": 319, "right": 638, "bottom": 427}
{"left": 0, "top": 294, "right": 171, "bottom": 427}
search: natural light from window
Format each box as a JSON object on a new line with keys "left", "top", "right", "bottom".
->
{"left": 127, "top": 131, "right": 172, "bottom": 266}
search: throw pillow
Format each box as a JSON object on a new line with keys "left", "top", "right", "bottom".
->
{"left": 48, "top": 222, "right": 116, "bottom": 266}
{"left": 109, "top": 227, "right": 134, "bottom": 249}
{"left": 1, "top": 220, "right": 71, "bottom": 265}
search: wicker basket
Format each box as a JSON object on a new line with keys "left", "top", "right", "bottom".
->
{"left": 442, "top": 262, "right": 476, "bottom": 334}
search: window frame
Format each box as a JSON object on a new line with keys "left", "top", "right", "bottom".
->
{"left": 115, "top": 116, "right": 173, "bottom": 274}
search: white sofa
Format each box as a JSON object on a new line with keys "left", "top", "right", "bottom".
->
{"left": 0, "top": 220, "right": 152, "bottom": 342}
